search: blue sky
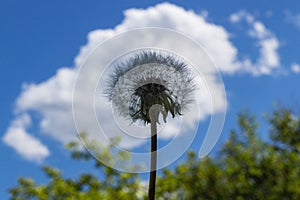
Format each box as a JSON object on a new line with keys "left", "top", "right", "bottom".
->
{"left": 1, "top": 0, "right": 300, "bottom": 198}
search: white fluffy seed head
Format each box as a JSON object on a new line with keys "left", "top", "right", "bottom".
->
{"left": 106, "top": 50, "right": 195, "bottom": 124}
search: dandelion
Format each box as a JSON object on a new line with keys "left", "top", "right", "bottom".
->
{"left": 106, "top": 49, "right": 195, "bottom": 200}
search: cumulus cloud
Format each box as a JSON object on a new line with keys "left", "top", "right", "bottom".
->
{"left": 3, "top": 3, "right": 282, "bottom": 162}
{"left": 229, "top": 10, "right": 280, "bottom": 75}
{"left": 2, "top": 114, "right": 50, "bottom": 163}
{"left": 16, "top": 68, "right": 76, "bottom": 143}
{"left": 76, "top": 3, "right": 240, "bottom": 73}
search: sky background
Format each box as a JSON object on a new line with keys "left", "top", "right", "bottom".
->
{"left": 1, "top": 0, "right": 300, "bottom": 199}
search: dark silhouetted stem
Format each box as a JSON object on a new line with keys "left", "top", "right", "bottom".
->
{"left": 148, "top": 121, "right": 157, "bottom": 200}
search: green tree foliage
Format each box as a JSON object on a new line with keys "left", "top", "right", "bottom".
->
{"left": 8, "top": 108, "right": 300, "bottom": 199}
{"left": 9, "top": 134, "right": 142, "bottom": 200}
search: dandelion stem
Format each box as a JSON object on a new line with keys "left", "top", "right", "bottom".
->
{"left": 148, "top": 120, "right": 157, "bottom": 200}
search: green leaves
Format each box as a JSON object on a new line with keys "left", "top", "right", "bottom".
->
{"left": 269, "top": 108, "right": 300, "bottom": 151}
{"left": 8, "top": 108, "right": 300, "bottom": 199}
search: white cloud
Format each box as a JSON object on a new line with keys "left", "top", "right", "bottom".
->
{"left": 230, "top": 10, "right": 280, "bottom": 75}
{"left": 3, "top": 3, "right": 282, "bottom": 162}
{"left": 3, "top": 114, "right": 50, "bottom": 163}
{"left": 16, "top": 68, "right": 76, "bottom": 143}
{"left": 291, "top": 63, "right": 300, "bottom": 74}
{"left": 75, "top": 3, "right": 240, "bottom": 74}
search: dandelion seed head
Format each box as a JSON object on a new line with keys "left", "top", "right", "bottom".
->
{"left": 105, "top": 50, "right": 195, "bottom": 124}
